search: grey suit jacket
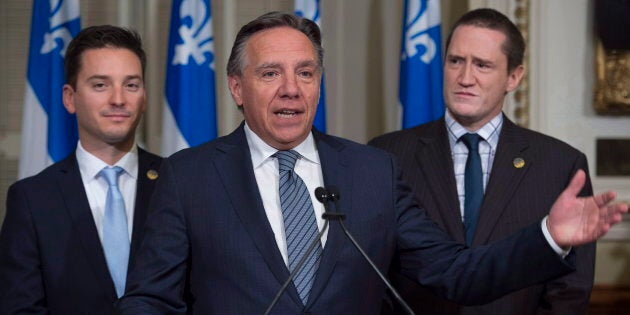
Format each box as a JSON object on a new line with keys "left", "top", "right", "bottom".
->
{"left": 369, "top": 115, "right": 595, "bottom": 315}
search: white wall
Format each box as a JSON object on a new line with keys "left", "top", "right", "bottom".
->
{"left": 529, "top": 0, "right": 630, "bottom": 285}
{"left": 531, "top": 1, "right": 630, "bottom": 201}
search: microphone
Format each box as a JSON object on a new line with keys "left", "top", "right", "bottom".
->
{"left": 314, "top": 186, "right": 330, "bottom": 203}
{"left": 315, "top": 187, "right": 345, "bottom": 221}
{"left": 319, "top": 186, "right": 415, "bottom": 315}
{"left": 264, "top": 188, "right": 332, "bottom": 315}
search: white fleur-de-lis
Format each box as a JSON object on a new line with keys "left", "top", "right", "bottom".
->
{"left": 402, "top": 0, "right": 440, "bottom": 64}
{"left": 172, "top": 0, "right": 215, "bottom": 70}
{"left": 40, "top": 0, "right": 80, "bottom": 56}
{"left": 295, "top": 0, "right": 320, "bottom": 25}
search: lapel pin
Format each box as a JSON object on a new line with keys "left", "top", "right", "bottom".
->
{"left": 147, "top": 169, "right": 159, "bottom": 180}
{"left": 513, "top": 157, "right": 525, "bottom": 169}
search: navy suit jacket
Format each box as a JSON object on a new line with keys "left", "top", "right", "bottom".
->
{"left": 0, "top": 148, "right": 162, "bottom": 315}
{"left": 118, "top": 125, "right": 575, "bottom": 315}
{"left": 369, "top": 116, "right": 595, "bottom": 314}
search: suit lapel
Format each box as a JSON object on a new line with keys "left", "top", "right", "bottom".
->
{"left": 473, "top": 118, "right": 531, "bottom": 245}
{"left": 415, "top": 120, "right": 465, "bottom": 242}
{"left": 58, "top": 155, "right": 117, "bottom": 300}
{"left": 130, "top": 149, "right": 161, "bottom": 264}
{"left": 306, "top": 131, "right": 348, "bottom": 307}
{"left": 213, "top": 126, "right": 302, "bottom": 306}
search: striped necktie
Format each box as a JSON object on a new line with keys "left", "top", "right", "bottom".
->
{"left": 276, "top": 150, "right": 322, "bottom": 305}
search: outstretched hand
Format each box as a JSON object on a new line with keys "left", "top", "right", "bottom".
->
{"left": 547, "top": 170, "right": 628, "bottom": 248}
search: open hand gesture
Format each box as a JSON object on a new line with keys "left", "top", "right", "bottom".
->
{"left": 548, "top": 170, "right": 628, "bottom": 248}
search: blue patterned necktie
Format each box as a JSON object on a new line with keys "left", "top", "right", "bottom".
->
{"left": 100, "top": 166, "right": 130, "bottom": 298}
{"left": 460, "top": 133, "right": 483, "bottom": 246}
{"left": 276, "top": 150, "right": 322, "bottom": 305}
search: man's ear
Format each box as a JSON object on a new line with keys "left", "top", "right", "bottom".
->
{"left": 227, "top": 75, "right": 243, "bottom": 106}
{"left": 506, "top": 65, "right": 525, "bottom": 93}
{"left": 62, "top": 84, "right": 77, "bottom": 114}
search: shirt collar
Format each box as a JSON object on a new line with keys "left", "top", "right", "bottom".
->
{"left": 244, "top": 122, "right": 320, "bottom": 168}
{"left": 76, "top": 141, "right": 139, "bottom": 181}
{"left": 445, "top": 111, "right": 503, "bottom": 150}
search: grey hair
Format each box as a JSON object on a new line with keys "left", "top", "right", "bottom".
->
{"left": 226, "top": 11, "right": 324, "bottom": 77}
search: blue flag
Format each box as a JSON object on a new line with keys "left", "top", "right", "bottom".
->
{"left": 19, "top": 0, "right": 81, "bottom": 179}
{"left": 162, "top": 0, "right": 217, "bottom": 156}
{"left": 399, "top": 0, "right": 444, "bottom": 129}
{"left": 295, "top": 0, "right": 326, "bottom": 132}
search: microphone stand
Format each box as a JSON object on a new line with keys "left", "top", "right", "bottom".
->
{"left": 326, "top": 187, "right": 415, "bottom": 315}
{"left": 264, "top": 187, "right": 414, "bottom": 315}
{"left": 263, "top": 189, "right": 332, "bottom": 315}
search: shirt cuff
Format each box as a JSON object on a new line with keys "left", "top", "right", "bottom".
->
{"left": 541, "top": 216, "right": 571, "bottom": 258}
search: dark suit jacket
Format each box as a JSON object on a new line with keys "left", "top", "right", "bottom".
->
{"left": 0, "top": 148, "right": 162, "bottom": 315}
{"left": 117, "top": 124, "right": 575, "bottom": 315}
{"left": 369, "top": 116, "right": 595, "bottom": 315}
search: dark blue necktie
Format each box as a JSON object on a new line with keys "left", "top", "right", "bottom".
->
{"left": 100, "top": 166, "right": 130, "bottom": 298}
{"left": 460, "top": 133, "right": 483, "bottom": 246}
{"left": 276, "top": 150, "right": 322, "bottom": 305}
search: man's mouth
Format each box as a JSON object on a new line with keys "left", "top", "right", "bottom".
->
{"left": 455, "top": 91, "right": 476, "bottom": 97}
{"left": 275, "top": 110, "right": 299, "bottom": 118}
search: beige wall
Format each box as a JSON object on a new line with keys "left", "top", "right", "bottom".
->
{"left": 528, "top": 0, "right": 630, "bottom": 286}
{"left": 0, "top": 0, "right": 628, "bottom": 285}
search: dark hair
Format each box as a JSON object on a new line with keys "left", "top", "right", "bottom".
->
{"left": 226, "top": 11, "right": 323, "bottom": 76}
{"left": 445, "top": 8, "right": 525, "bottom": 72}
{"left": 64, "top": 25, "right": 146, "bottom": 88}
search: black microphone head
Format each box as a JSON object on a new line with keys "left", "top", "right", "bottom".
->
{"left": 314, "top": 187, "right": 329, "bottom": 203}
{"left": 328, "top": 186, "right": 340, "bottom": 201}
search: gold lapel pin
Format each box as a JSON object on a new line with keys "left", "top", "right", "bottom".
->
{"left": 513, "top": 157, "right": 525, "bottom": 169}
{"left": 147, "top": 169, "right": 159, "bottom": 180}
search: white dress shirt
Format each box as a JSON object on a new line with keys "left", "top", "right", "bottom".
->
{"left": 76, "top": 141, "right": 138, "bottom": 242}
{"left": 244, "top": 124, "right": 327, "bottom": 266}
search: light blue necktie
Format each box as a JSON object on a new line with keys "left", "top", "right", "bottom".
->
{"left": 276, "top": 150, "right": 322, "bottom": 305}
{"left": 100, "top": 166, "right": 130, "bottom": 298}
{"left": 460, "top": 133, "right": 483, "bottom": 246}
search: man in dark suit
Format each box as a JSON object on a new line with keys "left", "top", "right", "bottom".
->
{"left": 0, "top": 25, "right": 161, "bottom": 314}
{"left": 117, "top": 12, "right": 626, "bottom": 314}
{"left": 370, "top": 8, "right": 595, "bottom": 315}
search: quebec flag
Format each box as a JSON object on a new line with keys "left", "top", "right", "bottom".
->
{"left": 19, "top": 0, "right": 81, "bottom": 179}
{"left": 399, "top": 0, "right": 444, "bottom": 129}
{"left": 295, "top": 0, "right": 326, "bottom": 132}
{"left": 162, "top": 0, "right": 217, "bottom": 156}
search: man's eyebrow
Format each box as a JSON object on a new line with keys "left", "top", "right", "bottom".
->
{"left": 85, "top": 74, "right": 143, "bottom": 82}
{"left": 123, "top": 74, "right": 143, "bottom": 81}
{"left": 445, "top": 54, "right": 494, "bottom": 65}
{"left": 296, "top": 60, "right": 318, "bottom": 68}
{"left": 254, "top": 62, "right": 281, "bottom": 72}
{"left": 252, "top": 60, "right": 320, "bottom": 74}
{"left": 471, "top": 56, "right": 494, "bottom": 65}
{"left": 86, "top": 75, "right": 110, "bottom": 81}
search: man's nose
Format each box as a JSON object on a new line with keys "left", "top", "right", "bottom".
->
{"left": 458, "top": 63, "right": 475, "bottom": 87}
{"left": 109, "top": 86, "right": 126, "bottom": 106}
{"left": 279, "top": 75, "right": 300, "bottom": 99}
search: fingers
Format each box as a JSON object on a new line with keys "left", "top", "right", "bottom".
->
{"left": 593, "top": 191, "right": 617, "bottom": 207}
{"left": 563, "top": 170, "right": 586, "bottom": 197}
{"left": 610, "top": 203, "right": 629, "bottom": 221}
{"left": 601, "top": 203, "right": 628, "bottom": 227}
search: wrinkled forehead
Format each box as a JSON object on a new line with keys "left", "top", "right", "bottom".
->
{"left": 448, "top": 25, "right": 508, "bottom": 59}
{"left": 243, "top": 27, "right": 319, "bottom": 68}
